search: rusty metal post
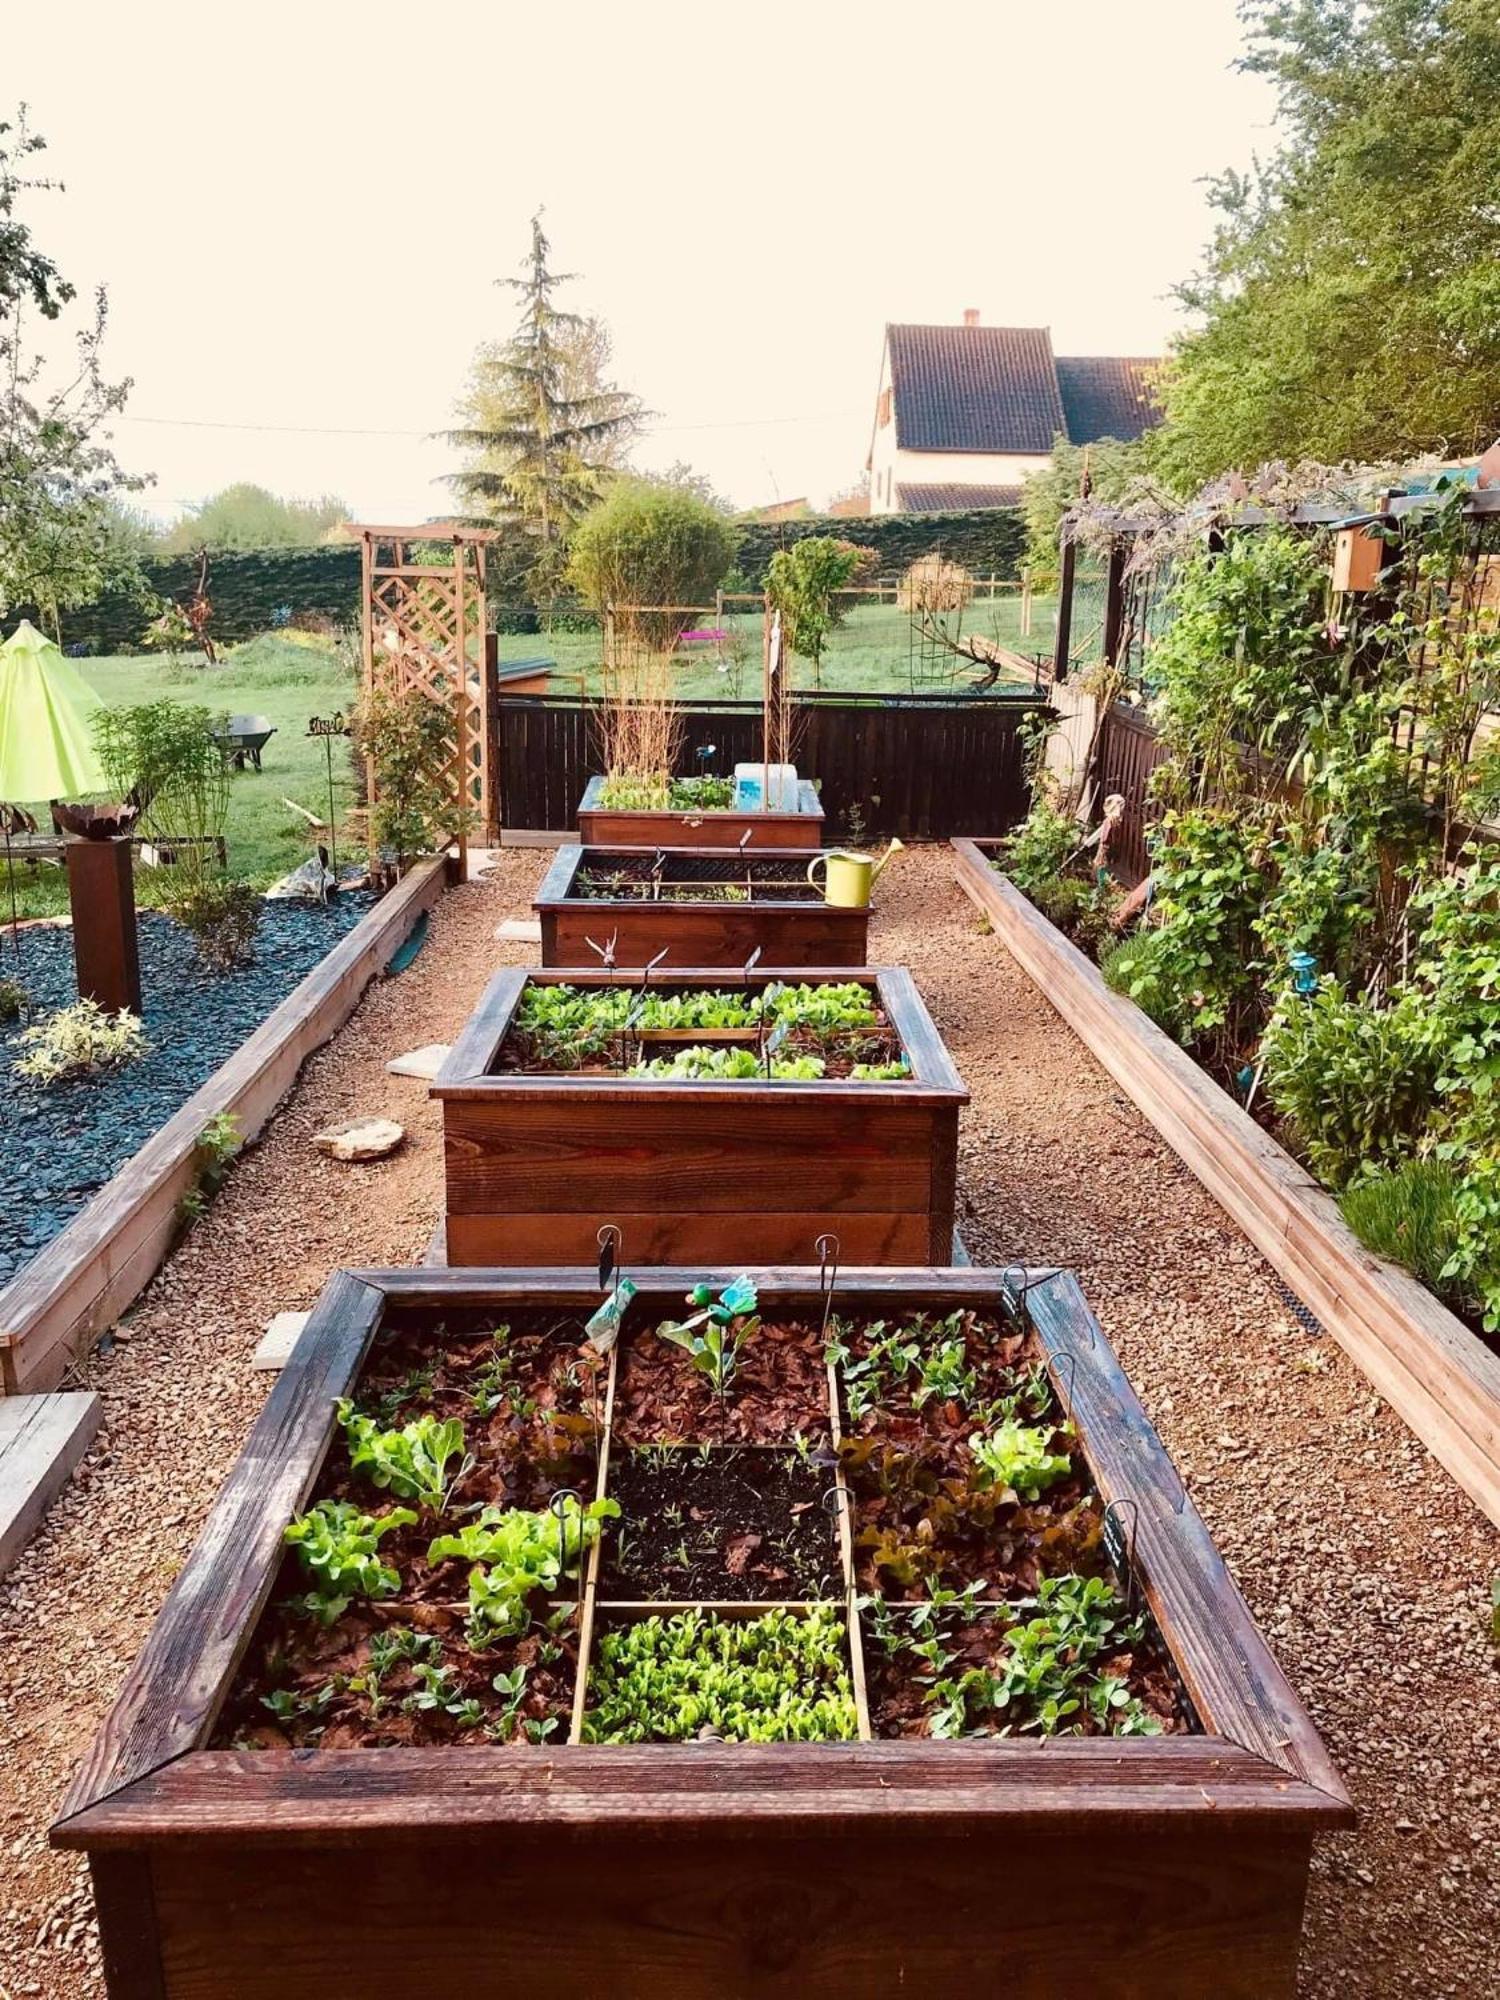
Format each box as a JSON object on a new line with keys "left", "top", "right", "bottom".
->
{"left": 65, "top": 837, "right": 142, "bottom": 1015}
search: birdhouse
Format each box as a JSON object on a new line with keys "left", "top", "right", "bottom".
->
{"left": 1331, "top": 525, "right": 1383, "bottom": 593}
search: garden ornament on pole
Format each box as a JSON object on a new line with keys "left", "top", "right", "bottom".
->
{"left": 0, "top": 619, "right": 142, "bottom": 1012}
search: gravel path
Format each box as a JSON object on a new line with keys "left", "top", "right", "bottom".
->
{"left": 1, "top": 846, "right": 1495, "bottom": 1996}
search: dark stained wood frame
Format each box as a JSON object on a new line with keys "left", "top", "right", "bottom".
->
{"left": 54, "top": 1266, "right": 1350, "bottom": 2000}
{"left": 534, "top": 843, "right": 871, "bottom": 969}
{"left": 431, "top": 967, "right": 967, "bottom": 1266}
{"left": 952, "top": 837, "right": 1500, "bottom": 1530}
{"left": 577, "top": 772, "right": 825, "bottom": 850}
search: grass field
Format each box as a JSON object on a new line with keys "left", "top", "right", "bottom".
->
{"left": 3, "top": 635, "right": 357, "bottom": 921}
{"left": 499, "top": 593, "right": 1057, "bottom": 701}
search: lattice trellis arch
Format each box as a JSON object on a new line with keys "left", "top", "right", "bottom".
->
{"left": 352, "top": 524, "right": 497, "bottom": 869}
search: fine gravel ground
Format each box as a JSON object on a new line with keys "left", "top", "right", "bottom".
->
{"left": 1, "top": 845, "right": 1496, "bottom": 1995}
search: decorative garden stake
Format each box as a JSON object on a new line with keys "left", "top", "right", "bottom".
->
{"left": 550, "top": 1487, "right": 587, "bottom": 1617}
{"left": 1289, "top": 951, "right": 1319, "bottom": 996}
{"left": 817, "top": 1232, "right": 840, "bottom": 1342}
{"left": 307, "top": 712, "right": 351, "bottom": 882}
{"left": 1100, "top": 1497, "right": 1142, "bottom": 1614}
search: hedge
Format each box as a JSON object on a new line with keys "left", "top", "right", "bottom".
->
{"left": 52, "top": 508, "right": 1026, "bottom": 653}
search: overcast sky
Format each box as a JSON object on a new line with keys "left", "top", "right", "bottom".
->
{"left": 9, "top": 0, "right": 1278, "bottom": 523}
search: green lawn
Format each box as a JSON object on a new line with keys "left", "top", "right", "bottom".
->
{"left": 499, "top": 594, "right": 1057, "bottom": 701}
{"left": 4, "top": 635, "right": 357, "bottom": 921}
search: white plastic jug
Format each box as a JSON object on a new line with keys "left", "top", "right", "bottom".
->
{"left": 733, "top": 762, "right": 799, "bottom": 811}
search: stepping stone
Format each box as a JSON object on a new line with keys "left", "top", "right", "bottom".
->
{"left": 252, "top": 1311, "right": 310, "bottom": 1372}
{"left": 496, "top": 917, "right": 542, "bottom": 943}
{"left": 385, "top": 1043, "right": 449, "bottom": 1081}
{"left": 313, "top": 1117, "right": 405, "bottom": 1162}
{"left": 0, "top": 1392, "right": 102, "bottom": 1579}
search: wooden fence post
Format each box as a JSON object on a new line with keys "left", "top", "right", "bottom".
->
{"left": 1102, "top": 537, "right": 1127, "bottom": 672}
{"left": 1052, "top": 539, "right": 1076, "bottom": 683}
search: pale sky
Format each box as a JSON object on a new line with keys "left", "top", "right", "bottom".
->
{"left": 9, "top": 0, "right": 1278, "bottom": 523}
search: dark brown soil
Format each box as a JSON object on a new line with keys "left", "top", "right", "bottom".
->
{"left": 863, "top": 1602, "right": 1186, "bottom": 1739}
{"left": 598, "top": 1447, "right": 842, "bottom": 1602}
{"left": 215, "top": 1600, "right": 577, "bottom": 1750}
{"left": 613, "top": 1314, "right": 834, "bottom": 1444}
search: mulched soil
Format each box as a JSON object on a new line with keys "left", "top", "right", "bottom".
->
{"left": 598, "top": 1446, "right": 840, "bottom": 1602}
{"left": 1, "top": 846, "right": 1497, "bottom": 1995}
{"left": 612, "top": 1315, "right": 833, "bottom": 1444}
{"left": 0, "top": 897, "right": 372, "bottom": 1286}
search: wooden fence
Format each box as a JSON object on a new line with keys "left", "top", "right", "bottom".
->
{"left": 494, "top": 693, "right": 1047, "bottom": 840}
{"left": 1094, "top": 702, "right": 1169, "bottom": 882}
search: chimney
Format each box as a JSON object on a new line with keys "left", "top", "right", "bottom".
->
{"left": 962, "top": 308, "right": 980, "bottom": 327}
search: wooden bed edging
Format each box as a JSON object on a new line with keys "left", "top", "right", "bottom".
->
{"left": 0, "top": 860, "right": 448, "bottom": 1397}
{"left": 951, "top": 837, "right": 1500, "bottom": 1529}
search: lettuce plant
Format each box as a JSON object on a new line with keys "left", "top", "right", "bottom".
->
{"left": 282, "top": 1499, "right": 417, "bottom": 1623}
{"left": 969, "top": 1419, "right": 1072, "bottom": 1500}
{"left": 582, "top": 1606, "right": 858, "bottom": 1744}
{"left": 428, "top": 1494, "right": 618, "bottom": 1645}
{"left": 338, "top": 1403, "right": 469, "bottom": 1511}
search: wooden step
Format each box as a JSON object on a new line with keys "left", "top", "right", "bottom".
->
{"left": 0, "top": 1392, "right": 102, "bottom": 1578}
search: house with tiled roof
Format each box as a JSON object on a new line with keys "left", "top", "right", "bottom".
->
{"left": 865, "top": 312, "right": 1160, "bottom": 515}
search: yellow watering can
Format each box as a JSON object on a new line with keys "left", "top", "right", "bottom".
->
{"left": 806, "top": 840, "right": 904, "bottom": 909}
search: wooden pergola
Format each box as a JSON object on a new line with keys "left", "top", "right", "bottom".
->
{"left": 349, "top": 524, "right": 498, "bottom": 872}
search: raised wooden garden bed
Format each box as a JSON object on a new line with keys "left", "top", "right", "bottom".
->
{"left": 534, "top": 844, "right": 870, "bottom": 969}
{"left": 0, "top": 857, "right": 448, "bottom": 1397}
{"left": 951, "top": 837, "right": 1500, "bottom": 1530}
{"left": 432, "top": 967, "right": 965, "bottom": 1265}
{"left": 577, "top": 773, "right": 824, "bottom": 850}
{"left": 55, "top": 1264, "right": 1349, "bottom": 1999}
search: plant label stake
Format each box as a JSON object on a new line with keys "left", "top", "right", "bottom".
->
{"left": 306, "top": 713, "right": 350, "bottom": 885}
{"left": 550, "top": 1487, "right": 587, "bottom": 1620}
{"left": 816, "top": 1232, "right": 841, "bottom": 1344}
{"left": 1100, "top": 1498, "right": 1141, "bottom": 1614}
{"left": 585, "top": 1224, "right": 633, "bottom": 1352}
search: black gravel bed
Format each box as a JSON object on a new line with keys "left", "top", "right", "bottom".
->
{"left": 0, "top": 896, "right": 373, "bottom": 1287}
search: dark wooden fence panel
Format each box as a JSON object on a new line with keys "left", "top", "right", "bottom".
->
{"left": 1095, "top": 702, "right": 1168, "bottom": 883}
{"left": 495, "top": 695, "right": 1047, "bottom": 841}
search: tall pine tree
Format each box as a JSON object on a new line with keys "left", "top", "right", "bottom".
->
{"left": 445, "top": 216, "right": 643, "bottom": 604}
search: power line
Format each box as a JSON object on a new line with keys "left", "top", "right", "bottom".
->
{"left": 118, "top": 405, "right": 865, "bottom": 440}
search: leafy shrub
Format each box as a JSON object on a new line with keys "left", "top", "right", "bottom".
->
{"left": 92, "top": 700, "right": 230, "bottom": 847}
{"left": 0, "top": 978, "right": 25, "bottom": 1023}
{"left": 1260, "top": 984, "right": 1438, "bottom": 1189}
{"left": 357, "top": 684, "right": 469, "bottom": 866}
{"left": 1030, "top": 874, "right": 1119, "bottom": 955}
{"left": 161, "top": 873, "right": 261, "bottom": 971}
{"left": 13, "top": 1001, "right": 148, "bottom": 1083}
{"left": 996, "top": 800, "right": 1079, "bottom": 897}
{"left": 1143, "top": 805, "right": 1270, "bottom": 1055}
{"left": 566, "top": 482, "right": 737, "bottom": 651}
{"left": 1341, "top": 1161, "right": 1465, "bottom": 1301}
{"left": 1097, "top": 928, "right": 1186, "bottom": 1038}
{"left": 764, "top": 536, "right": 872, "bottom": 682}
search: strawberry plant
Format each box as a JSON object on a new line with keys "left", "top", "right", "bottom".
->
{"left": 338, "top": 1403, "right": 470, "bottom": 1511}
{"left": 282, "top": 1499, "right": 417, "bottom": 1623}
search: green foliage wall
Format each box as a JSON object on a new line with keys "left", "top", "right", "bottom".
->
{"left": 55, "top": 509, "right": 1027, "bottom": 651}
{"left": 733, "top": 508, "right": 1025, "bottom": 585}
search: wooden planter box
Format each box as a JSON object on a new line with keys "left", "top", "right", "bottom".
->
{"left": 951, "top": 837, "right": 1500, "bottom": 1530}
{"left": 534, "top": 844, "right": 870, "bottom": 969}
{"left": 55, "top": 1264, "right": 1350, "bottom": 1999}
{"left": 577, "top": 773, "right": 824, "bottom": 850}
{"left": 432, "top": 967, "right": 965, "bottom": 1265}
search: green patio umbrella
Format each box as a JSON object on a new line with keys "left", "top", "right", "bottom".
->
{"left": 0, "top": 618, "right": 106, "bottom": 801}
{"left": 0, "top": 619, "right": 109, "bottom": 973}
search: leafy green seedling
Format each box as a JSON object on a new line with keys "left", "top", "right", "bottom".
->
{"left": 970, "top": 1419, "right": 1073, "bottom": 1500}
{"left": 656, "top": 1276, "right": 760, "bottom": 1397}
{"left": 338, "top": 1402, "right": 470, "bottom": 1510}
{"left": 282, "top": 1499, "right": 417, "bottom": 1623}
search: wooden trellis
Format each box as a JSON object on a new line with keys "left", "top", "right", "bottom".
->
{"left": 351, "top": 524, "right": 497, "bottom": 871}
